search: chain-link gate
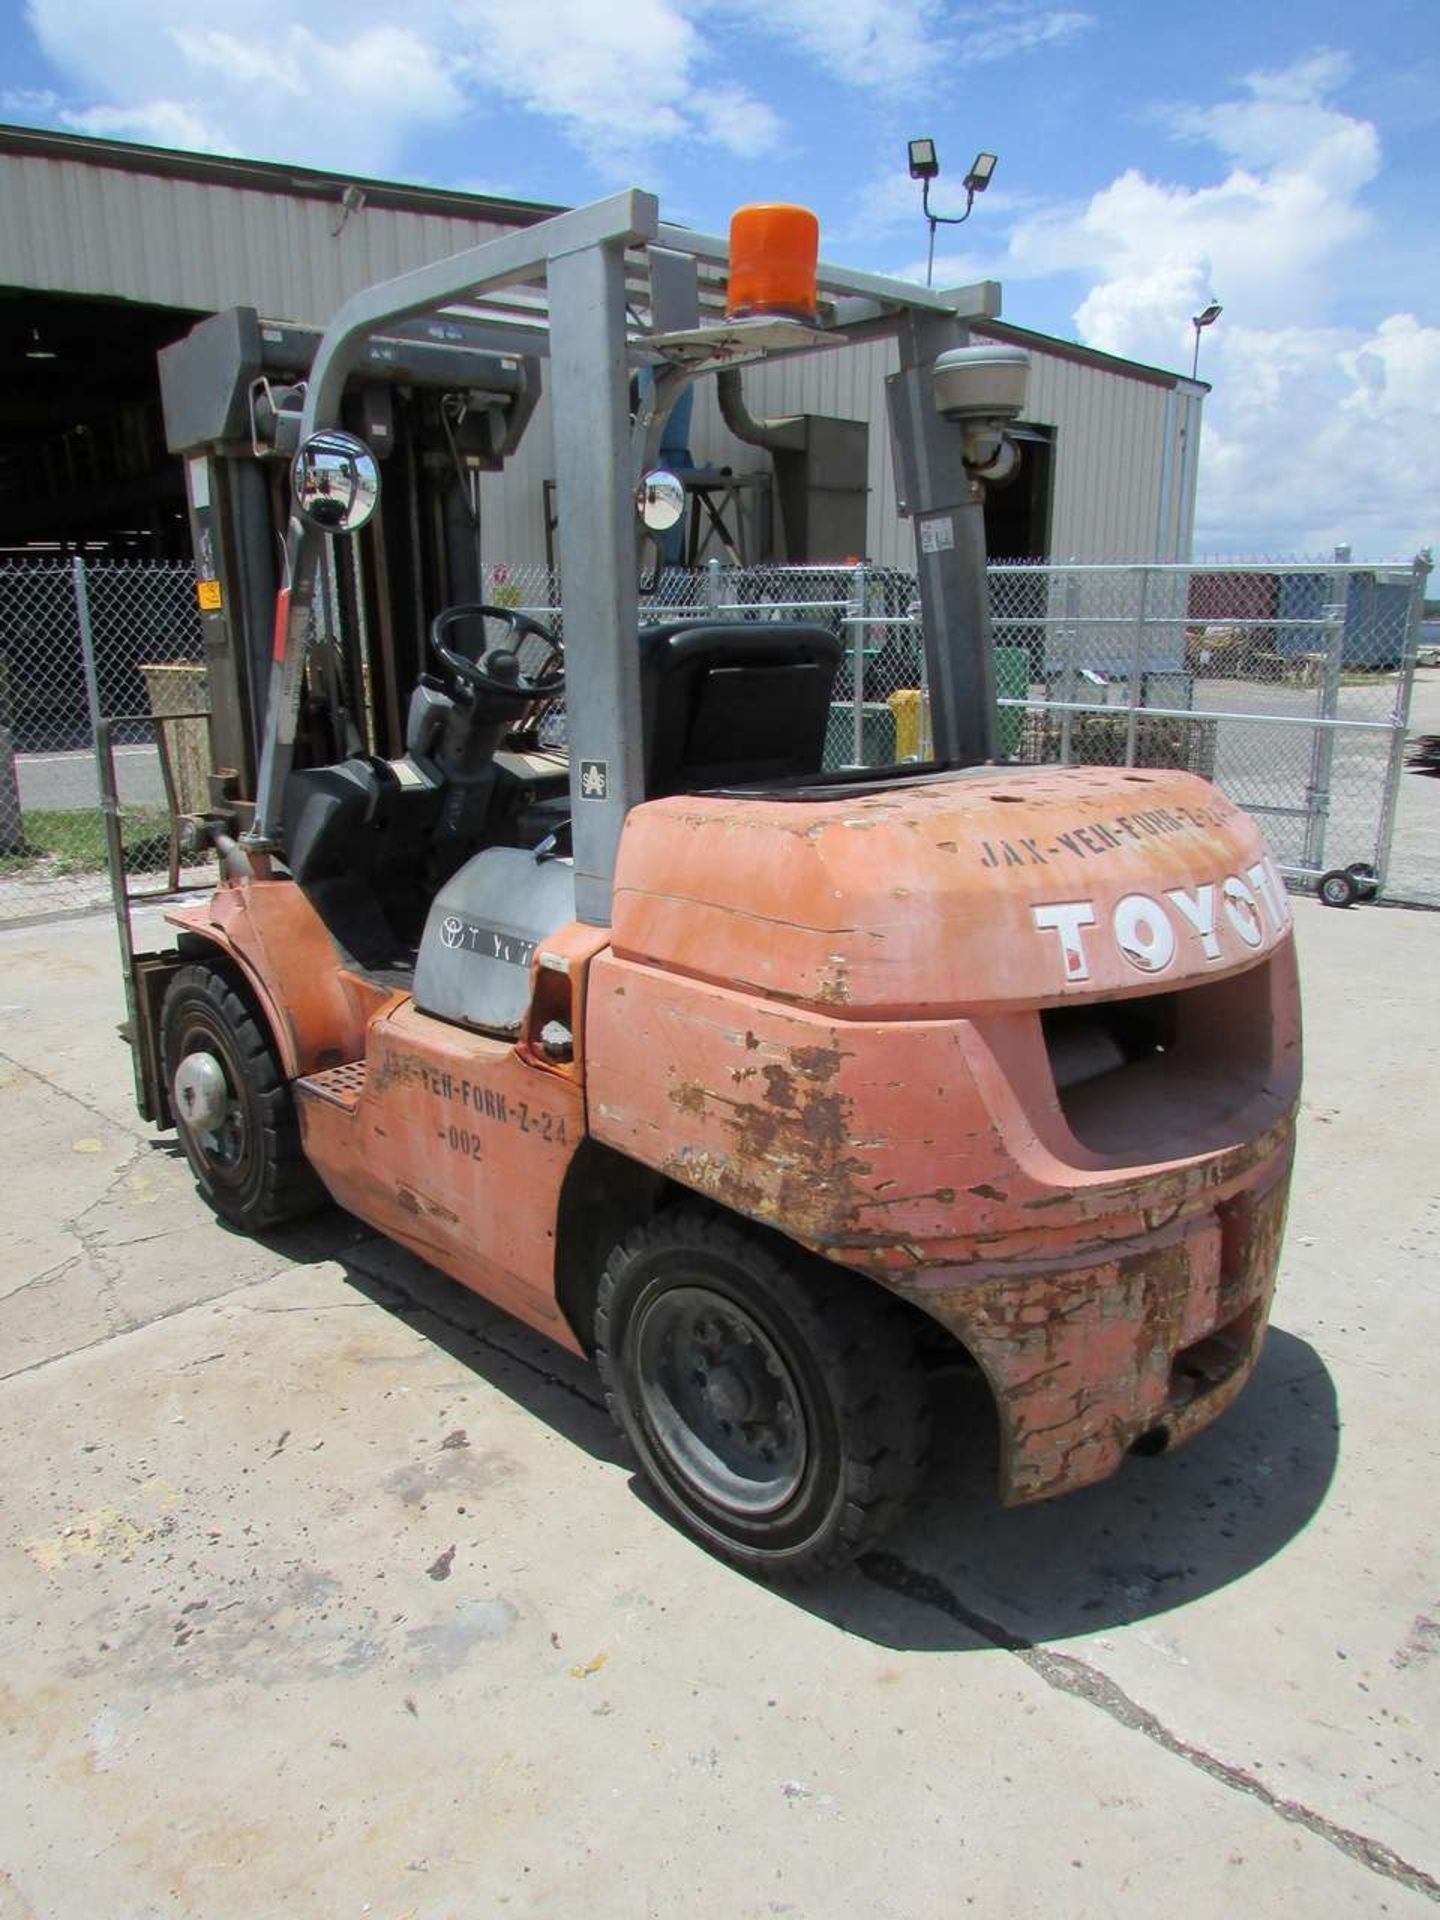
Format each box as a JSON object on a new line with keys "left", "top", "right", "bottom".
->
{"left": 1, "top": 551, "right": 1430, "bottom": 925}
{"left": 984, "top": 558, "right": 1432, "bottom": 903}
{"left": 0, "top": 556, "right": 206, "bottom": 924}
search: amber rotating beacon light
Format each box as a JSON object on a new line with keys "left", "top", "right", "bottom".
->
{"left": 726, "top": 203, "right": 820, "bottom": 323}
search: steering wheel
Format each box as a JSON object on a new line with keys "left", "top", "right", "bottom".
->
{"left": 430, "top": 603, "right": 564, "bottom": 700}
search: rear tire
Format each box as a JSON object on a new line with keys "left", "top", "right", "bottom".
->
{"left": 161, "top": 962, "right": 325, "bottom": 1232}
{"left": 595, "top": 1206, "right": 930, "bottom": 1580}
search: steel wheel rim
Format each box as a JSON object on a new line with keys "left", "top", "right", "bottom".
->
{"left": 633, "top": 1284, "right": 808, "bottom": 1517}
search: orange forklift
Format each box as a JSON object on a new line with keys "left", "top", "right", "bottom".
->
{"left": 112, "top": 192, "right": 1301, "bottom": 1578}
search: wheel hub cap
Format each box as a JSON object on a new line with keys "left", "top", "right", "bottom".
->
{"left": 174, "top": 1050, "right": 229, "bottom": 1134}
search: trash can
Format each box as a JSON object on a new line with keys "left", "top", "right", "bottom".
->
{"left": 885, "top": 645, "right": 1029, "bottom": 762}
{"left": 888, "top": 688, "right": 928, "bottom": 760}
{"left": 140, "top": 663, "right": 212, "bottom": 817}
{"left": 994, "top": 645, "right": 1028, "bottom": 759}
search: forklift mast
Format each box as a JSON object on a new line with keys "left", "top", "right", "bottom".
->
{"left": 158, "top": 305, "right": 541, "bottom": 814}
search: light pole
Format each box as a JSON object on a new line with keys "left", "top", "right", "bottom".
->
{"left": 1191, "top": 301, "right": 1222, "bottom": 379}
{"left": 908, "top": 141, "right": 998, "bottom": 288}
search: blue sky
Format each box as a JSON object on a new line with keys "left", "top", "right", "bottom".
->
{"left": 2, "top": 0, "right": 1437, "bottom": 558}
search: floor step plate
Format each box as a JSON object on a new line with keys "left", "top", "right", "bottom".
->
{"left": 295, "top": 1060, "right": 368, "bottom": 1110}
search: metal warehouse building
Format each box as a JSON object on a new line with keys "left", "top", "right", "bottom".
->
{"left": 0, "top": 124, "right": 1205, "bottom": 567}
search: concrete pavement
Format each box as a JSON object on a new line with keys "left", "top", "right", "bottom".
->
{"left": 0, "top": 896, "right": 1436, "bottom": 1918}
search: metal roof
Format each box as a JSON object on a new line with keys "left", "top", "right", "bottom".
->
{"left": 0, "top": 122, "right": 563, "bottom": 230}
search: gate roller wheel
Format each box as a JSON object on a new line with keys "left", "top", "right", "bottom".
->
{"left": 1318, "top": 868, "right": 1359, "bottom": 909}
{"left": 596, "top": 1206, "right": 931, "bottom": 1580}
{"left": 1345, "top": 861, "right": 1380, "bottom": 901}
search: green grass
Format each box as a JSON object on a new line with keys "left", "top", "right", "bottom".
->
{"left": 0, "top": 807, "right": 172, "bottom": 877}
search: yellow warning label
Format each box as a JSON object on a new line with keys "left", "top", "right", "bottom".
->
{"left": 196, "top": 578, "right": 222, "bottom": 611}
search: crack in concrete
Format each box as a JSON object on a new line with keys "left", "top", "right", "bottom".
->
{"left": 0, "top": 1268, "right": 282, "bottom": 1386}
{"left": 0, "top": 1251, "right": 85, "bottom": 1305}
{"left": 0, "top": 1043, "right": 147, "bottom": 1144}
{"left": 1, "top": 1131, "right": 155, "bottom": 1330}
{"left": 63, "top": 1136, "right": 152, "bottom": 1334}
{"left": 858, "top": 1551, "right": 1440, "bottom": 1904}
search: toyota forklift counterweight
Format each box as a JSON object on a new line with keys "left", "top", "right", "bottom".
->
{"left": 116, "top": 190, "right": 1301, "bottom": 1577}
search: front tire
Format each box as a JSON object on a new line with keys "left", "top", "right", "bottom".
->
{"left": 161, "top": 961, "right": 325, "bottom": 1232}
{"left": 595, "top": 1207, "right": 930, "bottom": 1580}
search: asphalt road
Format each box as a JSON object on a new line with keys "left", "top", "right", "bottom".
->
{"left": 15, "top": 742, "right": 167, "bottom": 813}
{"left": 0, "top": 897, "right": 1436, "bottom": 1918}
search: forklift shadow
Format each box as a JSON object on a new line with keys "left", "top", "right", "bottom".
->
{"left": 810, "top": 1325, "right": 1340, "bottom": 1651}
{"left": 253, "top": 1208, "right": 631, "bottom": 1467}
{"left": 246, "top": 1208, "right": 1337, "bottom": 1640}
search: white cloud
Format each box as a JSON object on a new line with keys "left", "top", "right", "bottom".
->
{"left": 1194, "top": 315, "right": 1440, "bottom": 555}
{"left": 449, "top": 0, "right": 779, "bottom": 164}
{"left": 720, "top": 0, "right": 944, "bottom": 93}
{"left": 18, "top": 0, "right": 1103, "bottom": 179}
{"left": 21, "top": 0, "right": 786, "bottom": 171}
{"left": 720, "top": 0, "right": 1092, "bottom": 94}
{"left": 1, "top": 86, "right": 66, "bottom": 114}
{"left": 893, "top": 52, "right": 1437, "bottom": 557}
{"left": 25, "top": 0, "right": 468, "bottom": 168}
{"left": 58, "top": 100, "right": 232, "bottom": 152}
{"left": 1059, "top": 58, "right": 1435, "bottom": 554}
{"left": 960, "top": 4, "right": 1093, "bottom": 65}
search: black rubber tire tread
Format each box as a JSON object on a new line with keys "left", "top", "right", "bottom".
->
{"left": 595, "top": 1204, "right": 931, "bottom": 1582}
{"left": 1318, "top": 868, "right": 1358, "bottom": 909}
{"left": 161, "top": 960, "right": 326, "bottom": 1232}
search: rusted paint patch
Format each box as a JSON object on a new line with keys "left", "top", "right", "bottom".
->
{"left": 762, "top": 1064, "right": 797, "bottom": 1109}
{"left": 897, "top": 1168, "right": 1288, "bottom": 1505}
{"left": 662, "top": 1148, "right": 767, "bottom": 1219}
{"left": 791, "top": 1043, "right": 846, "bottom": 1080}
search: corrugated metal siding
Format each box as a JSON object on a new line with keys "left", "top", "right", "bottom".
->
{"left": 0, "top": 153, "right": 507, "bottom": 325}
{"left": 1021, "top": 350, "right": 1172, "bottom": 561}
{"left": 1, "top": 149, "right": 1199, "bottom": 567}
{"left": 483, "top": 335, "right": 1198, "bottom": 572}
{"left": 678, "top": 335, "right": 1191, "bottom": 570}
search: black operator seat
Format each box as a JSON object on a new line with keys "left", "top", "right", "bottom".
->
{"left": 637, "top": 621, "right": 843, "bottom": 799}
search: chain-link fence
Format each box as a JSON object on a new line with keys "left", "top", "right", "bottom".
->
{"left": 487, "top": 554, "right": 1432, "bottom": 902}
{"left": 0, "top": 556, "right": 206, "bottom": 924}
{"left": 1, "top": 552, "right": 1431, "bottom": 924}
